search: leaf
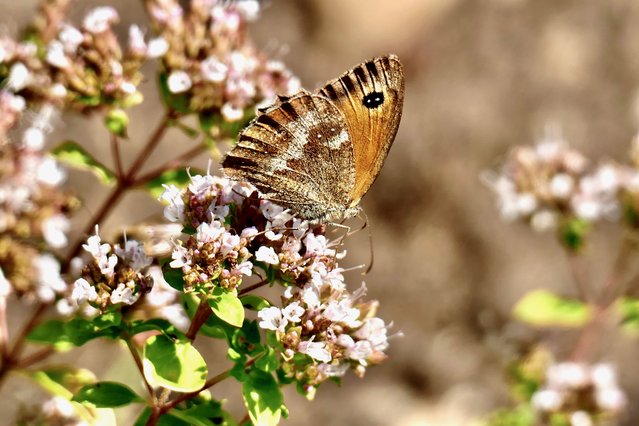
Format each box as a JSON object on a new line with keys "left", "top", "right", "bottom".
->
{"left": 63, "top": 316, "right": 121, "bottom": 346}
{"left": 28, "top": 367, "right": 97, "bottom": 398}
{"left": 158, "top": 72, "right": 191, "bottom": 114}
{"left": 26, "top": 319, "right": 73, "bottom": 351}
{"left": 162, "top": 264, "right": 185, "bottom": 292}
{"left": 559, "top": 218, "right": 590, "bottom": 252}
{"left": 208, "top": 287, "right": 245, "bottom": 328}
{"left": 105, "top": 109, "right": 129, "bottom": 137}
{"left": 240, "top": 294, "right": 270, "bottom": 311}
{"left": 242, "top": 370, "right": 284, "bottom": 426}
{"left": 73, "top": 382, "right": 143, "bottom": 407}
{"left": 129, "top": 318, "right": 184, "bottom": 339}
{"left": 617, "top": 297, "right": 639, "bottom": 331}
{"left": 143, "top": 335, "right": 207, "bottom": 392}
{"left": 145, "top": 168, "right": 193, "bottom": 198}
{"left": 254, "top": 347, "right": 279, "bottom": 373}
{"left": 51, "top": 141, "right": 116, "bottom": 185}
{"left": 513, "top": 289, "right": 592, "bottom": 327}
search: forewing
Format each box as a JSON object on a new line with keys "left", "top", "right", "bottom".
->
{"left": 222, "top": 93, "right": 354, "bottom": 220}
{"left": 318, "top": 54, "right": 404, "bottom": 201}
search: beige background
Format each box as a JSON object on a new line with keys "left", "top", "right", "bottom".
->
{"left": 4, "top": 0, "right": 639, "bottom": 424}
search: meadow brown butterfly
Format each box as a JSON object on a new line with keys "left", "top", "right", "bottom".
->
{"left": 222, "top": 54, "right": 404, "bottom": 223}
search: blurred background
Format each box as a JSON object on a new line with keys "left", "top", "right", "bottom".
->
{"left": 5, "top": 0, "right": 639, "bottom": 424}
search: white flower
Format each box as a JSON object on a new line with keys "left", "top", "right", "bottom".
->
{"left": 49, "top": 83, "right": 67, "bottom": 98}
{"left": 233, "top": 261, "right": 253, "bottom": 277}
{"left": 147, "top": 38, "right": 169, "bottom": 58}
{"left": 354, "top": 318, "right": 389, "bottom": 350}
{"left": 83, "top": 228, "right": 111, "bottom": 259}
{"left": 346, "top": 340, "right": 374, "bottom": 361}
{"left": 209, "top": 205, "right": 229, "bottom": 221}
{"left": 201, "top": 56, "right": 228, "bottom": 82}
{"left": 530, "top": 210, "right": 558, "bottom": 232}
{"left": 591, "top": 363, "right": 617, "bottom": 389}
{"left": 160, "top": 184, "right": 185, "bottom": 222}
{"left": 547, "top": 362, "right": 589, "bottom": 389}
{"left": 258, "top": 307, "right": 286, "bottom": 332}
{"left": 46, "top": 41, "right": 70, "bottom": 68}
{"left": 221, "top": 102, "right": 244, "bottom": 122}
{"left": 115, "top": 239, "right": 152, "bottom": 271}
{"left": 83, "top": 7, "right": 119, "bottom": 33}
{"left": 323, "top": 299, "right": 361, "bottom": 328}
{"left": 240, "top": 226, "right": 259, "bottom": 239}
{"left": 570, "top": 411, "right": 593, "bottom": 426}
{"left": 531, "top": 389, "right": 563, "bottom": 412}
{"left": 188, "top": 173, "right": 214, "bottom": 199}
{"left": 196, "top": 221, "right": 225, "bottom": 243}
{"left": 128, "top": 24, "right": 146, "bottom": 55}
{"left": 595, "top": 387, "right": 626, "bottom": 412}
{"left": 42, "top": 214, "right": 70, "bottom": 248}
{"left": 43, "top": 396, "right": 77, "bottom": 419}
{"left": 110, "top": 282, "right": 139, "bottom": 305}
{"left": 298, "top": 340, "right": 331, "bottom": 363}
{"left": 34, "top": 254, "right": 67, "bottom": 302}
{"left": 255, "top": 246, "right": 279, "bottom": 265}
{"left": 220, "top": 233, "right": 240, "bottom": 255}
{"left": 7, "top": 62, "right": 31, "bottom": 91}
{"left": 167, "top": 70, "right": 192, "bottom": 93}
{"left": 71, "top": 278, "right": 98, "bottom": 304}
{"left": 37, "top": 156, "right": 66, "bottom": 186}
{"left": 22, "top": 127, "right": 44, "bottom": 150}
{"left": 550, "top": 174, "right": 574, "bottom": 199}
{"left": 59, "top": 25, "right": 84, "bottom": 52}
{"left": 169, "top": 245, "right": 190, "bottom": 269}
{"left": 318, "top": 363, "right": 349, "bottom": 378}
{"left": 282, "top": 301, "right": 304, "bottom": 323}
{"left": 301, "top": 284, "right": 321, "bottom": 310}
{"left": 235, "top": 0, "right": 260, "bottom": 21}
{"left": 98, "top": 254, "right": 118, "bottom": 278}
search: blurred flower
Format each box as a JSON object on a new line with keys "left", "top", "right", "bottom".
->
{"left": 531, "top": 361, "right": 627, "bottom": 422}
{"left": 145, "top": 0, "right": 300, "bottom": 117}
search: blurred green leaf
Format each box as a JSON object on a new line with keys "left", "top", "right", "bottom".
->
{"left": 242, "top": 370, "right": 284, "bottom": 426}
{"left": 26, "top": 319, "right": 73, "bottom": 351}
{"left": 513, "top": 289, "right": 592, "bottom": 327}
{"left": 51, "top": 141, "right": 116, "bottom": 185}
{"left": 129, "top": 318, "right": 184, "bottom": 339}
{"left": 484, "top": 404, "right": 536, "bottom": 426}
{"left": 240, "top": 294, "right": 271, "bottom": 311}
{"left": 73, "top": 381, "right": 143, "bottom": 407}
{"left": 559, "top": 218, "right": 590, "bottom": 252}
{"left": 158, "top": 73, "right": 191, "bottom": 114}
{"left": 617, "top": 296, "right": 639, "bottom": 331}
{"left": 28, "top": 367, "right": 97, "bottom": 399}
{"left": 162, "top": 265, "right": 185, "bottom": 292}
{"left": 105, "top": 109, "right": 129, "bottom": 137}
{"left": 208, "top": 287, "right": 245, "bottom": 328}
{"left": 143, "top": 335, "right": 207, "bottom": 392}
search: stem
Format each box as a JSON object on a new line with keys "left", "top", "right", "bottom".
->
{"left": 238, "top": 279, "right": 269, "bottom": 296}
{"left": 125, "top": 336, "right": 155, "bottom": 400}
{"left": 110, "top": 133, "right": 124, "bottom": 179}
{"left": 162, "top": 369, "right": 231, "bottom": 412}
{"left": 0, "top": 299, "right": 8, "bottom": 360}
{"left": 134, "top": 143, "right": 207, "bottom": 186}
{"left": 17, "top": 347, "right": 55, "bottom": 369}
{"left": 566, "top": 252, "right": 590, "bottom": 302}
{"left": 63, "top": 111, "right": 174, "bottom": 267}
{"left": 186, "top": 298, "right": 212, "bottom": 341}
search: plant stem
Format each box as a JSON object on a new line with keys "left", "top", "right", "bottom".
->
{"left": 566, "top": 252, "right": 591, "bottom": 302}
{"left": 134, "top": 143, "right": 207, "bottom": 186}
{"left": 238, "top": 278, "right": 269, "bottom": 296}
{"left": 0, "top": 299, "right": 8, "bottom": 360}
{"left": 110, "top": 132, "right": 124, "bottom": 179}
{"left": 124, "top": 335, "right": 155, "bottom": 400}
{"left": 186, "top": 297, "right": 212, "bottom": 341}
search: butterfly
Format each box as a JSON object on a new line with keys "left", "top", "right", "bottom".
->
{"left": 222, "top": 54, "right": 404, "bottom": 223}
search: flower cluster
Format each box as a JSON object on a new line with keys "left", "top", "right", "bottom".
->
{"left": 484, "top": 131, "right": 639, "bottom": 232}
{"left": 67, "top": 228, "right": 153, "bottom": 313}
{"left": 0, "top": 6, "right": 167, "bottom": 113}
{"left": 161, "top": 173, "right": 393, "bottom": 391}
{"left": 0, "top": 96, "right": 76, "bottom": 303}
{"left": 145, "top": 0, "right": 300, "bottom": 120}
{"left": 531, "top": 362, "right": 627, "bottom": 425}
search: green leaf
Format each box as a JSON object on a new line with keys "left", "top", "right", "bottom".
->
{"left": 617, "top": 297, "right": 639, "bottom": 331}
{"left": 51, "top": 141, "right": 116, "bottom": 185}
{"left": 73, "top": 381, "right": 143, "bottom": 407}
{"left": 242, "top": 370, "right": 284, "bottom": 426}
{"left": 143, "top": 335, "right": 207, "bottom": 392}
{"left": 240, "top": 294, "right": 270, "bottom": 311}
{"left": 208, "top": 287, "right": 245, "bottom": 328}
{"left": 162, "top": 264, "right": 185, "bottom": 292}
{"left": 26, "top": 319, "right": 73, "bottom": 351}
{"left": 129, "top": 318, "right": 184, "bottom": 339}
{"left": 105, "top": 108, "right": 129, "bottom": 137}
{"left": 513, "top": 289, "right": 592, "bottom": 327}
{"left": 64, "top": 316, "right": 122, "bottom": 346}
{"left": 158, "top": 73, "right": 191, "bottom": 114}
{"left": 145, "top": 168, "right": 193, "bottom": 199}
{"left": 485, "top": 404, "right": 536, "bottom": 426}
{"left": 254, "top": 347, "right": 279, "bottom": 373}
{"left": 28, "top": 367, "right": 97, "bottom": 398}
{"left": 559, "top": 218, "right": 590, "bottom": 252}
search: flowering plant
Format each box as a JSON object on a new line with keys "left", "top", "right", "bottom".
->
{"left": 0, "top": 1, "right": 394, "bottom": 425}
{"left": 483, "top": 128, "right": 638, "bottom": 426}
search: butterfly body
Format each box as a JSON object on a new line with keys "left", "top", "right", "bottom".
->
{"left": 222, "top": 54, "right": 404, "bottom": 223}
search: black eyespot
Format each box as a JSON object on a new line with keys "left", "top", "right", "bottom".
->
{"left": 362, "top": 91, "right": 384, "bottom": 109}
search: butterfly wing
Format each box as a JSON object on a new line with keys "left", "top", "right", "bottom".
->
{"left": 222, "top": 92, "right": 355, "bottom": 222}
{"left": 317, "top": 54, "right": 404, "bottom": 203}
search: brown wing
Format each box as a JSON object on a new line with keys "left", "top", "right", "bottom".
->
{"left": 222, "top": 92, "right": 355, "bottom": 222}
{"left": 317, "top": 54, "right": 404, "bottom": 203}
